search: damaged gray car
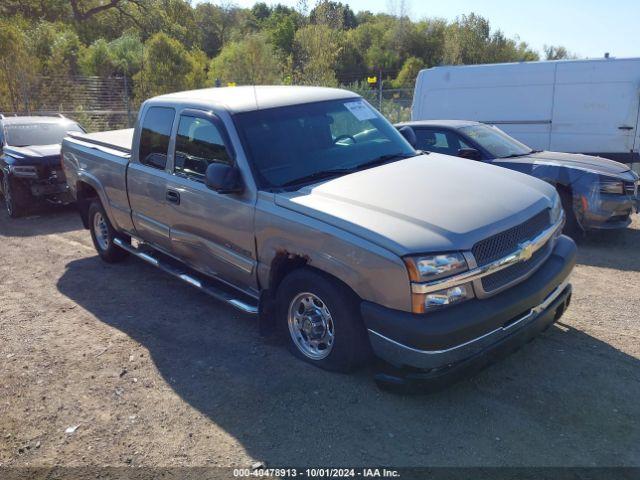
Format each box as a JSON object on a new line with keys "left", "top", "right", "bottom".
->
{"left": 397, "top": 120, "right": 639, "bottom": 235}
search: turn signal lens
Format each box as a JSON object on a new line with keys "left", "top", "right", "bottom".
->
{"left": 411, "top": 282, "right": 475, "bottom": 314}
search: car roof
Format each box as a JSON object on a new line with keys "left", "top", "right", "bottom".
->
{"left": 151, "top": 86, "right": 361, "bottom": 113}
{"left": 396, "top": 120, "right": 483, "bottom": 129}
{"left": 0, "top": 115, "right": 78, "bottom": 126}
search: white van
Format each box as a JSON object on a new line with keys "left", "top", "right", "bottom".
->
{"left": 412, "top": 57, "right": 640, "bottom": 169}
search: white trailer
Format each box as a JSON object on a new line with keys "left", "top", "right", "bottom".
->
{"left": 412, "top": 57, "right": 640, "bottom": 170}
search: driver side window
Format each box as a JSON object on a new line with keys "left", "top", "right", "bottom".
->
{"left": 174, "top": 115, "right": 231, "bottom": 181}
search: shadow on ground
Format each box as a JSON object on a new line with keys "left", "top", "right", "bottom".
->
{"left": 56, "top": 255, "right": 640, "bottom": 466}
{"left": 0, "top": 200, "right": 81, "bottom": 237}
{"left": 574, "top": 222, "right": 640, "bottom": 271}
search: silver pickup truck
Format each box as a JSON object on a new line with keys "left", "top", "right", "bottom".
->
{"left": 62, "top": 86, "right": 576, "bottom": 390}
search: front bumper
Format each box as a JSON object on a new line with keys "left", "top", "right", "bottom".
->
{"left": 361, "top": 235, "right": 576, "bottom": 390}
{"left": 579, "top": 193, "right": 637, "bottom": 230}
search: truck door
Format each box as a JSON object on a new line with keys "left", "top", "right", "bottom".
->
{"left": 164, "top": 110, "right": 257, "bottom": 292}
{"left": 127, "top": 106, "right": 176, "bottom": 252}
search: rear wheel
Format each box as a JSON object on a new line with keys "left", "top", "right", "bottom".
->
{"left": 88, "top": 200, "right": 129, "bottom": 263}
{"left": 276, "top": 268, "right": 371, "bottom": 373}
{"left": 2, "top": 174, "right": 30, "bottom": 218}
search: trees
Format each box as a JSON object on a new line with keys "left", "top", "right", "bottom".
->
{"left": 134, "top": 32, "right": 206, "bottom": 99}
{"left": 0, "top": 1, "right": 579, "bottom": 114}
{"left": 544, "top": 45, "right": 576, "bottom": 60}
{"left": 293, "top": 24, "right": 341, "bottom": 86}
{"left": 208, "top": 34, "right": 281, "bottom": 85}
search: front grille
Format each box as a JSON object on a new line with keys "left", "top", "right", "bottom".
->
{"left": 472, "top": 209, "right": 550, "bottom": 266}
{"left": 481, "top": 242, "right": 551, "bottom": 292}
{"left": 472, "top": 209, "right": 552, "bottom": 295}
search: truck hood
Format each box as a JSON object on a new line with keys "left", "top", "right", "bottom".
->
{"left": 3, "top": 144, "right": 61, "bottom": 167}
{"left": 275, "top": 154, "right": 556, "bottom": 255}
{"left": 500, "top": 150, "right": 631, "bottom": 177}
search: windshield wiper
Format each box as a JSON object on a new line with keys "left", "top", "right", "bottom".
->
{"left": 278, "top": 153, "right": 417, "bottom": 189}
{"left": 279, "top": 168, "right": 355, "bottom": 188}
{"left": 350, "top": 152, "right": 417, "bottom": 171}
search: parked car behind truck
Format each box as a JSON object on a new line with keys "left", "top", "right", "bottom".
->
{"left": 412, "top": 57, "right": 640, "bottom": 170}
{"left": 62, "top": 86, "right": 576, "bottom": 389}
{"left": 397, "top": 120, "right": 639, "bottom": 234}
{"left": 0, "top": 114, "right": 85, "bottom": 217}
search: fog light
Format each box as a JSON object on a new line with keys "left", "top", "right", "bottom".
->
{"left": 412, "top": 282, "right": 474, "bottom": 313}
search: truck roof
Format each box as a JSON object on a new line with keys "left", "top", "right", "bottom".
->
{"left": 151, "top": 86, "right": 360, "bottom": 113}
{"left": 1, "top": 116, "right": 78, "bottom": 125}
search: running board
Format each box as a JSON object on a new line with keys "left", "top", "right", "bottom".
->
{"left": 113, "top": 238, "right": 259, "bottom": 315}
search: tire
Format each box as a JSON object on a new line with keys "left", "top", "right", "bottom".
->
{"left": 559, "top": 190, "right": 583, "bottom": 239}
{"left": 88, "top": 200, "right": 129, "bottom": 263}
{"left": 2, "top": 174, "right": 31, "bottom": 218}
{"left": 276, "top": 268, "right": 371, "bottom": 373}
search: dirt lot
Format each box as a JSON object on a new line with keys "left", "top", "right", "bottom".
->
{"left": 1, "top": 203, "right": 639, "bottom": 468}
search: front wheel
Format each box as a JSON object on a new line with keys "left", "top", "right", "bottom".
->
{"left": 2, "top": 175, "right": 30, "bottom": 218}
{"left": 276, "top": 268, "right": 371, "bottom": 373}
{"left": 88, "top": 200, "right": 129, "bottom": 263}
{"left": 559, "top": 190, "right": 583, "bottom": 239}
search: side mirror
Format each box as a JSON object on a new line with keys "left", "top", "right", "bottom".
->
{"left": 398, "top": 126, "right": 417, "bottom": 148}
{"left": 205, "top": 163, "right": 243, "bottom": 194}
{"left": 457, "top": 148, "right": 482, "bottom": 161}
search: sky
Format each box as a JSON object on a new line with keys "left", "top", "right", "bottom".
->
{"left": 225, "top": 0, "right": 640, "bottom": 59}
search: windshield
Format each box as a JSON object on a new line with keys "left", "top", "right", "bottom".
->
{"left": 4, "top": 122, "right": 83, "bottom": 147}
{"left": 234, "top": 98, "right": 415, "bottom": 189}
{"left": 459, "top": 124, "right": 533, "bottom": 158}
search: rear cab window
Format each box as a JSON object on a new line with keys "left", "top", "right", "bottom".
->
{"left": 138, "top": 106, "right": 175, "bottom": 170}
{"left": 174, "top": 115, "right": 232, "bottom": 181}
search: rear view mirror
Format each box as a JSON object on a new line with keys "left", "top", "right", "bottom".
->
{"left": 398, "top": 126, "right": 417, "bottom": 148}
{"left": 458, "top": 148, "right": 482, "bottom": 161}
{"left": 205, "top": 163, "right": 244, "bottom": 194}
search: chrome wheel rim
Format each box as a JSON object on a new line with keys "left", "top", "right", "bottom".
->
{"left": 3, "top": 176, "right": 13, "bottom": 215}
{"left": 93, "top": 211, "right": 110, "bottom": 251}
{"left": 287, "top": 292, "right": 335, "bottom": 360}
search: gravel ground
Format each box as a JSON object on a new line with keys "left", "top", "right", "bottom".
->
{"left": 0, "top": 203, "right": 639, "bottom": 468}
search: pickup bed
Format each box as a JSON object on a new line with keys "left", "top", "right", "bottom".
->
{"left": 62, "top": 86, "right": 576, "bottom": 390}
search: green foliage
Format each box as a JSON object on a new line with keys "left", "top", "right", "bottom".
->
{"left": 392, "top": 57, "right": 424, "bottom": 88}
{"left": 544, "top": 45, "right": 576, "bottom": 60}
{"left": 134, "top": 32, "right": 194, "bottom": 99}
{"left": 1, "top": 0, "right": 566, "bottom": 111}
{"left": 310, "top": 1, "right": 357, "bottom": 30}
{"left": 79, "top": 33, "right": 143, "bottom": 77}
{"left": 293, "top": 24, "right": 341, "bottom": 86}
{"left": 208, "top": 34, "right": 281, "bottom": 85}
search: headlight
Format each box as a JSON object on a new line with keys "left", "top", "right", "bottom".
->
{"left": 599, "top": 178, "right": 624, "bottom": 195}
{"left": 404, "top": 253, "right": 468, "bottom": 282}
{"left": 10, "top": 165, "right": 38, "bottom": 178}
{"left": 405, "top": 253, "right": 474, "bottom": 313}
{"left": 550, "top": 192, "right": 563, "bottom": 224}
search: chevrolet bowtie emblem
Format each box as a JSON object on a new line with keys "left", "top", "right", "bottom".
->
{"left": 518, "top": 241, "right": 535, "bottom": 261}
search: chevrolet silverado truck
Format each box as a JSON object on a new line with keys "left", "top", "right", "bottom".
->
{"left": 61, "top": 87, "right": 576, "bottom": 390}
{"left": 1, "top": 114, "right": 85, "bottom": 217}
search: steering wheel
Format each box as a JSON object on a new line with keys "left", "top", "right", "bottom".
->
{"left": 334, "top": 134, "right": 357, "bottom": 144}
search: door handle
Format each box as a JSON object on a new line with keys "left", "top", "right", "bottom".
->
{"left": 619, "top": 126, "right": 634, "bottom": 130}
{"left": 166, "top": 189, "right": 180, "bottom": 205}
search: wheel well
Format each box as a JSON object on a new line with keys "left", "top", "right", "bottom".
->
{"left": 267, "top": 252, "right": 309, "bottom": 295}
{"left": 76, "top": 181, "right": 99, "bottom": 229}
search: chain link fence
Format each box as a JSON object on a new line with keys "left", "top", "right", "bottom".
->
{"left": 1, "top": 74, "right": 413, "bottom": 132}
{"left": 1, "top": 75, "right": 135, "bottom": 132}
